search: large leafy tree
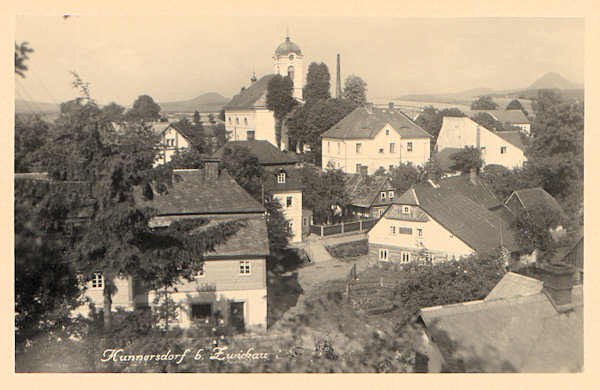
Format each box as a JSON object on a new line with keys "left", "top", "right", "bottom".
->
{"left": 266, "top": 74, "right": 298, "bottom": 148}
{"left": 470, "top": 95, "right": 499, "bottom": 110}
{"left": 125, "top": 95, "right": 162, "bottom": 122}
{"left": 342, "top": 74, "right": 367, "bottom": 107}
{"left": 527, "top": 90, "right": 584, "bottom": 201}
{"left": 415, "top": 106, "right": 443, "bottom": 139}
{"left": 303, "top": 62, "right": 331, "bottom": 103}
{"left": 449, "top": 146, "right": 483, "bottom": 174}
{"left": 298, "top": 166, "right": 349, "bottom": 224}
{"left": 287, "top": 98, "right": 356, "bottom": 164}
{"left": 218, "top": 146, "right": 266, "bottom": 201}
{"left": 511, "top": 204, "right": 563, "bottom": 258}
{"left": 15, "top": 114, "right": 51, "bottom": 173}
{"left": 101, "top": 102, "right": 126, "bottom": 122}
{"left": 389, "top": 163, "right": 424, "bottom": 196}
{"left": 506, "top": 99, "right": 529, "bottom": 116}
{"left": 480, "top": 164, "right": 542, "bottom": 201}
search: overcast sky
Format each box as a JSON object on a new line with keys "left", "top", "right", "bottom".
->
{"left": 15, "top": 16, "right": 584, "bottom": 106}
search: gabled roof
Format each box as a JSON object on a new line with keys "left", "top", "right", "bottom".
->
{"left": 211, "top": 140, "right": 298, "bottom": 166}
{"left": 134, "top": 169, "right": 265, "bottom": 216}
{"left": 507, "top": 187, "right": 562, "bottom": 214}
{"left": 418, "top": 273, "right": 583, "bottom": 372}
{"left": 195, "top": 214, "right": 270, "bottom": 258}
{"left": 321, "top": 106, "right": 432, "bottom": 140}
{"left": 393, "top": 175, "right": 517, "bottom": 253}
{"left": 346, "top": 174, "right": 392, "bottom": 208}
{"left": 264, "top": 166, "right": 303, "bottom": 192}
{"left": 479, "top": 110, "right": 530, "bottom": 124}
{"left": 495, "top": 131, "right": 526, "bottom": 151}
{"left": 224, "top": 74, "right": 276, "bottom": 110}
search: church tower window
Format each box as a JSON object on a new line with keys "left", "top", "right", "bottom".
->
{"left": 288, "top": 66, "right": 295, "bottom": 80}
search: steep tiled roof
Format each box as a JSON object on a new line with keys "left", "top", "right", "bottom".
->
{"left": 484, "top": 110, "right": 530, "bottom": 124}
{"left": 495, "top": 131, "right": 526, "bottom": 151}
{"left": 384, "top": 204, "right": 430, "bottom": 222}
{"left": 484, "top": 272, "right": 543, "bottom": 301}
{"left": 509, "top": 187, "right": 562, "bottom": 213}
{"left": 224, "top": 74, "right": 276, "bottom": 110}
{"left": 211, "top": 140, "right": 298, "bottom": 166}
{"left": 346, "top": 174, "right": 390, "bottom": 208}
{"left": 134, "top": 169, "right": 265, "bottom": 215}
{"left": 199, "top": 215, "right": 269, "bottom": 258}
{"left": 418, "top": 273, "right": 583, "bottom": 372}
{"left": 393, "top": 175, "right": 517, "bottom": 253}
{"left": 321, "top": 107, "right": 432, "bottom": 140}
{"left": 264, "top": 166, "right": 303, "bottom": 192}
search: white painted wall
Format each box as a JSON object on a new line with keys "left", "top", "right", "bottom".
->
{"left": 225, "top": 108, "right": 284, "bottom": 149}
{"left": 154, "top": 126, "right": 192, "bottom": 166}
{"left": 368, "top": 206, "right": 474, "bottom": 260}
{"left": 321, "top": 124, "right": 430, "bottom": 173}
{"left": 437, "top": 117, "right": 525, "bottom": 169}
{"left": 273, "top": 190, "right": 303, "bottom": 242}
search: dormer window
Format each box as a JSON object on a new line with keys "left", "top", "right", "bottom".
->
{"left": 403, "top": 206, "right": 410, "bottom": 214}
{"left": 389, "top": 191, "right": 394, "bottom": 199}
{"left": 381, "top": 192, "right": 386, "bottom": 199}
{"left": 277, "top": 172, "right": 286, "bottom": 183}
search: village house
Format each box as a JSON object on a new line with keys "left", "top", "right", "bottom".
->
{"left": 81, "top": 161, "right": 270, "bottom": 332}
{"left": 321, "top": 103, "right": 432, "bottom": 174}
{"left": 212, "top": 140, "right": 310, "bottom": 242}
{"left": 403, "top": 264, "right": 582, "bottom": 373}
{"left": 151, "top": 122, "right": 195, "bottom": 166}
{"left": 345, "top": 173, "right": 396, "bottom": 219}
{"left": 367, "top": 173, "right": 519, "bottom": 266}
{"left": 223, "top": 35, "right": 305, "bottom": 150}
{"left": 436, "top": 116, "right": 526, "bottom": 169}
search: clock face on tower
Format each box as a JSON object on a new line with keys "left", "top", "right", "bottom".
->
{"left": 289, "top": 54, "right": 294, "bottom": 61}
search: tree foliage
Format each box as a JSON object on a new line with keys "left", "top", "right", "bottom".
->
{"left": 15, "top": 114, "right": 51, "bottom": 173}
{"left": 125, "top": 95, "right": 162, "bottom": 122}
{"left": 266, "top": 75, "right": 298, "bottom": 148}
{"left": 298, "top": 166, "right": 349, "bottom": 224}
{"left": 506, "top": 99, "right": 528, "bottom": 116}
{"left": 218, "top": 146, "right": 265, "bottom": 201}
{"left": 480, "top": 164, "right": 542, "bottom": 201}
{"left": 394, "top": 251, "right": 506, "bottom": 320}
{"left": 303, "top": 62, "right": 331, "bottom": 103}
{"left": 511, "top": 204, "right": 563, "bottom": 257}
{"left": 449, "top": 146, "right": 483, "bottom": 174}
{"left": 415, "top": 106, "right": 443, "bottom": 140}
{"left": 101, "top": 102, "right": 126, "bottom": 122}
{"left": 470, "top": 95, "right": 499, "bottom": 110}
{"left": 15, "top": 41, "right": 34, "bottom": 77}
{"left": 389, "top": 163, "right": 423, "bottom": 196}
{"left": 342, "top": 74, "right": 367, "bottom": 107}
{"left": 192, "top": 110, "right": 201, "bottom": 124}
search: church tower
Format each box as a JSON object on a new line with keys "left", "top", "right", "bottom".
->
{"left": 273, "top": 35, "right": 304, "bottom": 100}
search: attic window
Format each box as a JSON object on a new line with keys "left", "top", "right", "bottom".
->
{"left": 389, "top": 191, "right": 394, "bottom": 199}
{"left": 236, "top": 118, "right": 239, "bottom": 125}
{"left": 379, "top": 148, "right": 384, "bottom": 154}
{"left": 277, "top": 172, "right": 286, "bottom": 183}
{"left": 403, "top": 206, "right": 410, "bottom": 214}
{"left": 381, "top": 192, "right": 387, "bottom": 199}
{"left": 500, "top": 146, "right": 507, "bottom": 154}
{"left": 244, "top": 118, "right": 248, "bottom": 126}
{"left": 385, "top": 129, "right": 389, "bottom": 135}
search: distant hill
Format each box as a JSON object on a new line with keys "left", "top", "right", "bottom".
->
{"left": 526, "top": 72, "right": 583, "bottom": 90}
{"left": 158, "top": 92, "right": 229, "bottom": 113}
{"left": 15, "top": 99, "right": 59, "bottom": 113}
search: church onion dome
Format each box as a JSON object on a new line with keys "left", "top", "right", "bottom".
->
{"left": 275, "top": 36, "right": 302, "bottom": 56}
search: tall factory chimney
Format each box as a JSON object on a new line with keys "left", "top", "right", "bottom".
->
{"left": 336, "top": 53, "right": 342, "bottom": 99}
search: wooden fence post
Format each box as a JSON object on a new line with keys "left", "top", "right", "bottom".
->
{"left": 321, "top": 226, "right": 324, "bottom": 236}
{"left": 359, "top": 220, "right": 363, "bottom": 231}
{"left": 341, "top": 222, "right": 345, "bottom": 234}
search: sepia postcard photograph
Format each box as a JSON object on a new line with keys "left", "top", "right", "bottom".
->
{"left": 10, "top": 2, "right": 593, "bottom": 381}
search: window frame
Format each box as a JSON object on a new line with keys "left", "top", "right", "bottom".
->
{"left": 390, "top": 143, "right": 396, "bottom": 153}
{"left": 277, "top": 172, "right": 286, "bottom": 183}
{"left": 403, "top": 206, "right": 410, "bottom": 214}
{"left": 417, "top": 228, "right": 423, "bottom": 237}
{"left": 381, "top": 191, "right": 387, "bottom": 199}
{"left": 407, "top": 142, "right": 413, "bottom": 152}
{"left": 91, "top": 272, "right": 104, "bottom": 289}
{"left": 379, "top": 248, "right": 388, "bottom": 261}
{"left": 401, "top": 251, "right": 411, "bottom": 263}
{"left": 390, "top": 226, "right": 396, "bottom": 234}
{"left": 239, "top": 260, "right": 251, "bottom": 275}
{"left": 500, "top": 146, "right": 507, "bottom": 154}
{"left": 197, "top": 263, "right": 205, "bottom": 278}
{"left": 355, "top": 143, "right": 362, "bottom": 154}
{"left": 286, "top": 196, "right": 293, "bottom": 208}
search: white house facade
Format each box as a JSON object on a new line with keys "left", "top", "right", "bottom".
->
{"left": 437, "top": 116, "right": 526, "bottom": 169}
{"left": 153, "top": 123, "right": 192, "bottom": 166}
{"left": 321, "top": 104, "right": 431, "bottom": 174}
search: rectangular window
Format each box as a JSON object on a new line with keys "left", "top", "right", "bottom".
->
{"left": 385, "top": 129, "right": 389, "bottom": 135}
{"left": 303, "top": 217, "right": 308, "bottom": 227}
{"left": 277, "top": 172, "right": 286, "bottom": 183}
{"left": 91, "top": 272, "right": 104, "bottom": 289}
{"left": 407, "top": 142, "right": 413, "bottom": 152}
{"left": 379, "top": 148, "right": 384, "bottom": 154}
{"left": 500, "top": 146, "right": 507, "bottom": 154}
{"left": 356, "top": 164, "right": 361, "bottom": 173}
{"left": 398, "top": 227, "right": 413, "bottom": 235}
{"left": 356, "top": 143, "right": 362, "bottom": 153}
{"left": 239, "top": 261, "right": 251, "bottom": 275}
{"left": 381, "top": 191, "right": 386, "bottom": 199}
{"left": 191, "top": 303, "right": 212, "bottom": 321}
{"left": 417, "top": 228, "right": 423, "bottom": 237}
{"left": 286, "top": 196, "right": 293, "bottom": 208}
{"left": 287, "top": 221, "right": 293, "bottom": 234}
{"left": 390, "top": 143, "right": 396, "bottom": 153}
{"left": 337, "top": 143, "right": 340, "bottom": 154}
{"left": 327, "top": 141, "right": 330, "bottom": 153}
{"left": 390, "top": 226, "right": 396, "bottom": 234}
{"left": 401, "top": 252, "right": 411, "bottom": 263}
{"left": 403, "top": 206, "right": 410, "bottom": 213}
{"left": 389, "top": 191, "right": 394, "bottom": 199}
{"left": 197, "top": 263, "right": 205, "bottom": 278}
{"left": 379, "top": 248, "right": 388, "bottom": 261}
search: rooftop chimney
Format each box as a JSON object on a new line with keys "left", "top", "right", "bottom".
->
{"left": 388, "top": 102, "right": 394, "bottom": 111}
{"left": 204, "top": 158, "right": 220, "bottom": 181}
{"left": 469, "top": 168, "right": 477, "bottom": 184}
{"left": 540, "top": 263, "right": 576, "bottom": 310}
{"left": 336, "top": 54, "right": 342, "bottom": 99}
{"left": 366, "top": 102, "right": 374, "bottom": 114}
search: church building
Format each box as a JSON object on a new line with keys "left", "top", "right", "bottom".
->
{"left": 223, "top": 36, "right": 304, "bottom": 150}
